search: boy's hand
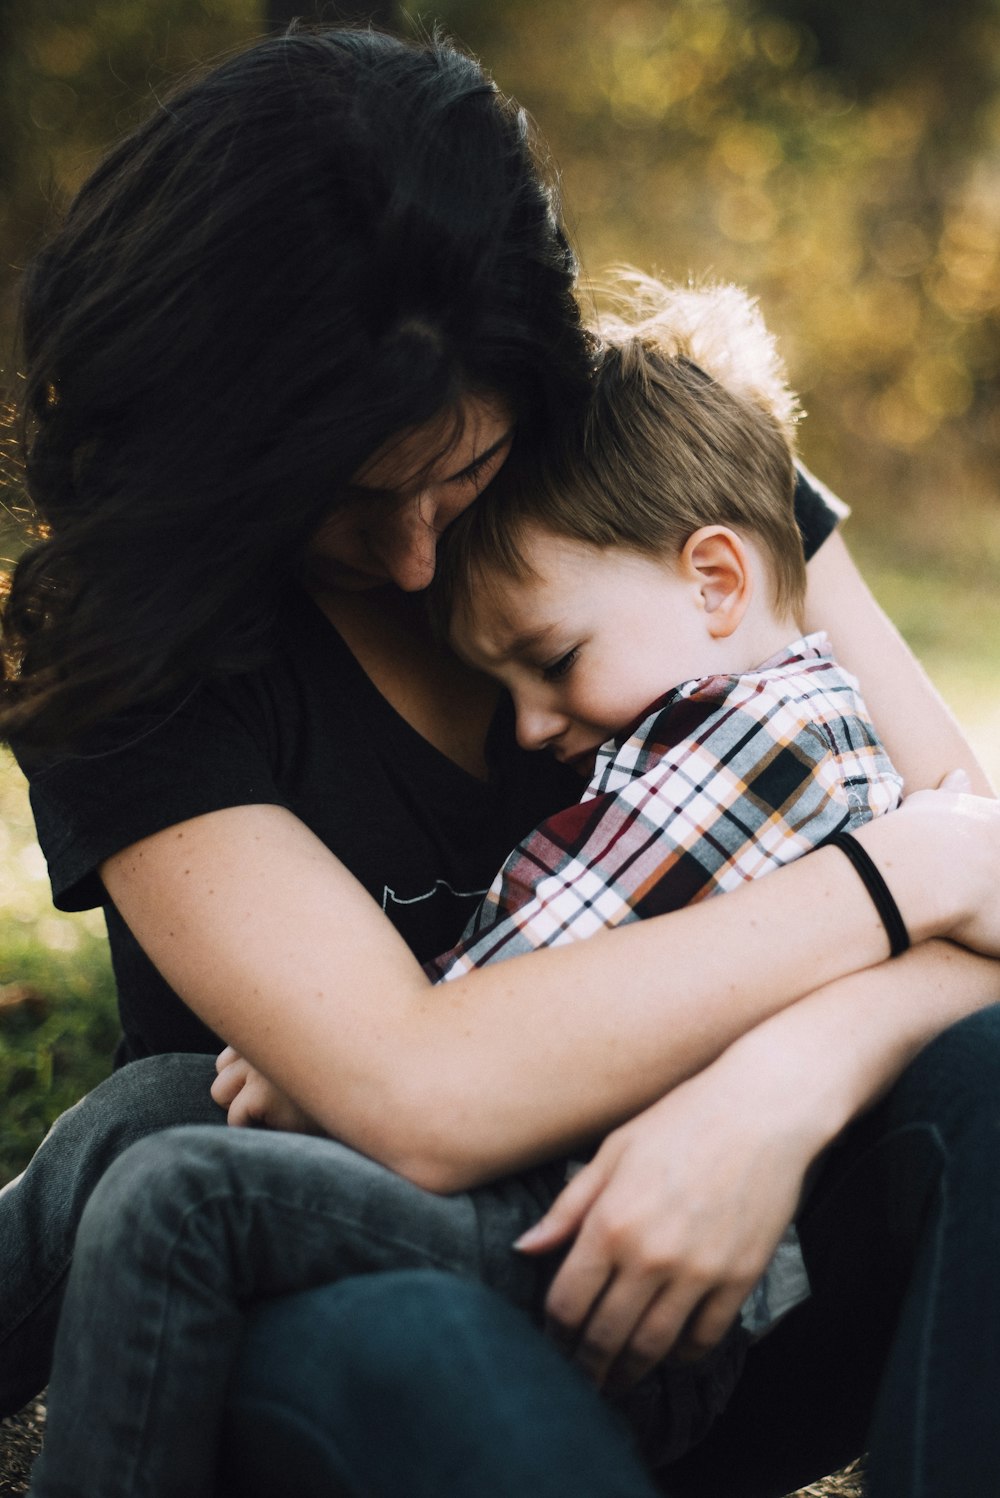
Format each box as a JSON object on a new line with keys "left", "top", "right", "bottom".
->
{"left": 514, "top": 1042, "right": 814, "bottom": 1392}
{"left": 212, "top": 1046, "right": 325, "bottom": 1135}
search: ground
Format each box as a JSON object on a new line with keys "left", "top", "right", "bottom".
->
{"left": 0, "top": 1404, "right": 45, "bottom": 1497}
{"left": 0, "top": 1399, "right": 864, "bottom": 1495}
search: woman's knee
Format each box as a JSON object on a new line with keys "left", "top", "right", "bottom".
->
{"left": 232, "top": 1269, "right": 536, "bottom": 1406}
{"left": 39, "top": 1052, "right": 222, "bottom": 1169}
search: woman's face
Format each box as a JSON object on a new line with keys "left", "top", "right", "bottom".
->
{"left": 306, "top": 394, "right": 514, "bottom": 593}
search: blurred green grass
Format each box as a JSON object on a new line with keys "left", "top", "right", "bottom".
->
{"left": 1, "top": 548, "right": 997, "bottom": 1188}
{"left": 0, "top": 754, "right": 118, "bottom": 1185}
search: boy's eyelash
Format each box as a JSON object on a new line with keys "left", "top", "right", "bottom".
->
{"left": 542, "top": 648, "right": 579, "bottom": 682}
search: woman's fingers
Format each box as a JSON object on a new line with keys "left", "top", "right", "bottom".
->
{"left": 605, "top": 1286, "right": 707, "bottom": 1391}
{"left": 673, "top": 1285, "right": 750, "bottom": 1364}
{"left": 514, "top": 1160, "right": 607, "bottom": 1255}
{"left": 570, "top": 1271, "right": 691, "bottom": 1389}
{"left": 546, "top": 1222, "right": 744, "bottom": 1390}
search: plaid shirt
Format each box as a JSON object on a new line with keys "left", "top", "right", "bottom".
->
{"left": 427, "top": 633, "right": 902, "bottom": 982}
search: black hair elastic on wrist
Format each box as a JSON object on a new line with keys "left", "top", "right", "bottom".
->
{"left": 824, "top": 831, "right": 911, "bottom": 958}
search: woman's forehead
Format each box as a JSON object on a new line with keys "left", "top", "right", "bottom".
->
{"left": 354, "top": 394, "right": 513, "bottom": 495}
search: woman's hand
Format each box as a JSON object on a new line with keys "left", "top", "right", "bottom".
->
{"left": 211, "top": 1046, "right": 325, "bottom": 1135}
{"left": 514, "top": 1036, "right": 818, "bottom": 1392}
{"left": 900, "top": 774, "right": 1000, "bottom": 956}
{"left": 855, "top": 771, "right": 1000, "bottom": 958}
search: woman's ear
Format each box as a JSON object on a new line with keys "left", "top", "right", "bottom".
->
{"left": 679, "top": 526, "right": 753, "bottom": 639}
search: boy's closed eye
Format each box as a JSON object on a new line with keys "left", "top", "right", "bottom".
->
{"left": 542, "top": 648, "right": 581, "bottom": 683}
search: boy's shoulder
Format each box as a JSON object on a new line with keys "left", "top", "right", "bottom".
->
{"left": 587, "top": 633, "right": 896, "bottom": 802}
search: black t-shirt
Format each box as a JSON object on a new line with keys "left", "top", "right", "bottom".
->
{"left": 18, "top": 472, "right": 843, "bottom": 1063}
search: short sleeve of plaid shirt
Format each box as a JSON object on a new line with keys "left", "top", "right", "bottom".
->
{"left": 427, "top": 636, "right": 903, "bottom": 984}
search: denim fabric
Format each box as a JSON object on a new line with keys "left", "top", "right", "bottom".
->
{"left": 5, "top": 1056, "right": 742, "bottom": 1497}
{"left": 27, "top": 1123, "right": 559, "bottom": 1498}
{"left": 0, "top": 1053, "right": 224, "bottom": 1417}
{"left": 10, "top": 1002, "right": 1000, "bottom": 1497}
{"left": 220, "top": 1270, "right": 662, "bottom": 1498}
{"left": 25, "top": 1116, "right": 742, "bottom": 1497}
{"left": 662, "top": 1002, "right": 1000, "bottom": 1498}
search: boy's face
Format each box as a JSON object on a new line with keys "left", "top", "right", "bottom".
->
{"left": 453, "top": 527, "right": 716, "bottom": 776}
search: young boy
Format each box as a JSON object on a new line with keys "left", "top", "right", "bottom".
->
{"left": 25, "top": 286, "right": 904, "bottom": 1495}
{"left": 428, "top": 290, "right": 901, "bottom": 982}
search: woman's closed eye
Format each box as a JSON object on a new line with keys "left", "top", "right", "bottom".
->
{"left": 542, "top": 648, "right": 580, "bottom": 683}
{"left": 447, "top": 430, "right": 515, "bottom": 490}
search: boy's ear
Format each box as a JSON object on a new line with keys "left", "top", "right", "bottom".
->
{"left": 680, "top": 526, "right": 752, "bottom": 638}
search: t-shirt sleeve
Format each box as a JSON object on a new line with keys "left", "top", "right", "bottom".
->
{"left": 794, "top": 464, "right": 849, "bottom": 560}
{"left": 16, "top": 675, "right": 288, "bottom": 913}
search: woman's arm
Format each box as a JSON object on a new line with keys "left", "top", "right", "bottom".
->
{"left": 100, "top": 784, "right": 999, "bottom": 1192}
{"left": 516, "top": 937, "right": 1000, "bottom": 1386}
{"left": 502, "top": 536, "right": 1000, "bottom": 1380}
{"left": 803, "top": 531, "right": 995, "bottom": 795}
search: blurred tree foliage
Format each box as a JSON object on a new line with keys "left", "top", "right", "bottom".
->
{"left": 433, "top": 0, "right": 1000, "bottom": 578}
{"left": 2, "top": 0, "right": 1000, "bottom": 572}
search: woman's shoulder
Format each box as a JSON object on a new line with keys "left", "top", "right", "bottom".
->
{"left": 16, "top": 589, "right": 348, "bottom": 912}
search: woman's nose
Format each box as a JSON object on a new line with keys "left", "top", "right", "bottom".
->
{"left": 373, "top": 496, "right": 440, "bottom": 592}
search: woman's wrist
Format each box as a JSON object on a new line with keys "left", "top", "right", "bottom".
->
{"left": 823, "top": 831, "right": 910, "bottom": 957}
{"left": 850, "top": 797, "right": 987, "bottom": 951}
{"left": 715, "top": 1015, "right": 849, "bottom": 1164}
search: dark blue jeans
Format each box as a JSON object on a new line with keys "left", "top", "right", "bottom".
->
{"left": 213, "top": 1004, "right": 1000, "bottom": 1498}
{"left": 10, "top": 1068, "right": 731, "bottom": 1497}
{"left": 665, "top": 1001, "right": 1000, "bottom": 1497}
{"left": 221, "top": 1271, "right": 662, "bottom": 1498}
{"left": 6, "top": 1005, "right": 1000, "bottom": 1495}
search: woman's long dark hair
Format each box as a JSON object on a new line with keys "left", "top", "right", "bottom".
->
{"left": 2, "top": 26, "right": 592, "bottom": 750}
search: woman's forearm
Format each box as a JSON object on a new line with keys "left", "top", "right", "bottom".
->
{"left": 721, "top": 942, "right": 1000, "bottom": 1166}
{"left": 375, "top": 796, "right": 999, "bottom": 1189}
{"left": 103, "top": 792, "right": 996, "bottom": 1192}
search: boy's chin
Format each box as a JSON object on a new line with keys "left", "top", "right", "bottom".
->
{"left": 559, "top": 748, "right": 599, "bottom": 779}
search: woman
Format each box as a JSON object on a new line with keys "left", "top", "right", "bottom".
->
{"left": 3, "top": 25, "right": 1000, "bottom": 1498}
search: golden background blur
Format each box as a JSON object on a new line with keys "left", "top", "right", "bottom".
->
{"left": 2, "top": 0, "right": 998, "bottom": 778}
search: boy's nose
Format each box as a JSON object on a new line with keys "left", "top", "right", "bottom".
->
{"left": 514, "top": 699, "right": 569, "bottom": 753}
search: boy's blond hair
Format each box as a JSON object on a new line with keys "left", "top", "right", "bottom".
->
{"left": 435, "top": 279, "right": 807, "bottom": 630}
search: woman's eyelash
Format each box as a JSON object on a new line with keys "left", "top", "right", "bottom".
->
{"left": 542, "top": 648, "right": 579, "bottom": 682}
{"left": 452, "top": 453, "right": 493, "bottom": 484}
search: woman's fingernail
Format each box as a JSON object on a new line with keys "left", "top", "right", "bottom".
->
{"left": 941, "top": 768, "right": 972, "bottom": 790}
{"left": 512, "top": 1224, "right": 546, "bottom": 1250}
